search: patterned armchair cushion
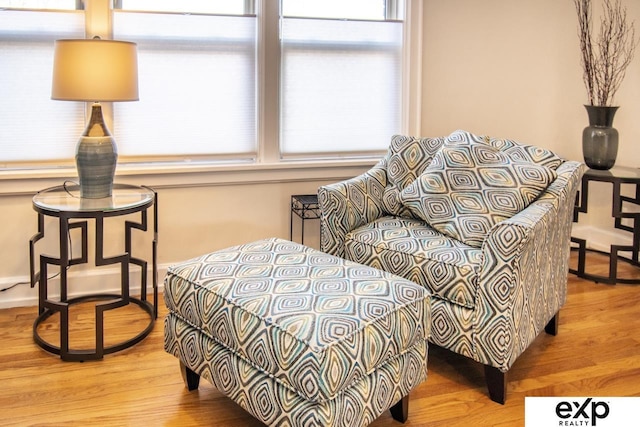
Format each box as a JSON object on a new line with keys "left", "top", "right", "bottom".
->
{"left": 381, "top": 135, "right": 445, "bottom": 217}
{"left": 344, "top": 216, "right": 482, "bottom": 308}
{"left": 485, "top": 136, "right": 564, "bottom": 170}
{"left": 399, "top": 130, "right": 557, "bottom": 248}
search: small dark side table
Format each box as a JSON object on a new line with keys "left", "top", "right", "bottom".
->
{"left": 290, "top": 194, "right": 320, "bottom": 245}
{"left": 571, "top": 166, "right": 640, "bottom": 284}
{"left": 29, "top": 183, "right": 158, "bottom": 361}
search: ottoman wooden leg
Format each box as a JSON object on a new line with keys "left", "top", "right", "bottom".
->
{"left": 180, "top": 361, "right": 201, "bottom": 391}
{"left": 484, "top": 365, "right": 507, "bottom": 404}
{"left": 389, "top": 395, "right": 409, "bottom": 423}
{"left": 545, "top": 312, "right": 559, "bottom": 336}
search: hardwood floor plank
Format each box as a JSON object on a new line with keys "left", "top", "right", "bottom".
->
{"left": 0, "top": 254, "right": 638, "bottom": 426}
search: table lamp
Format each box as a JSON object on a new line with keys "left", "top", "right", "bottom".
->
{"left": 52, "top": 38, "right": 139, "bottom": 199}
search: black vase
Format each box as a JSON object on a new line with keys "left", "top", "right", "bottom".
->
{"left": 582, "top": 105, "right": 619, "bottom": 170}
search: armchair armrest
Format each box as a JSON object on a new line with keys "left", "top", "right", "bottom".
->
{"left": 318, "top": 161, "right": 388, "bottom": 258}
{"left": 476, "top": 160, "right": 584, "bottom": 370}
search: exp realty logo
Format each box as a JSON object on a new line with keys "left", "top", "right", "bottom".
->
{"left": 525, "top": 397, "right": 637, "bottom": 426}
{"left": 555, "top": 398, "right": 609, "bottom": 426}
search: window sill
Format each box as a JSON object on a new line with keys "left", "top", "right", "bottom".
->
{"left": 0, "top": 159, "right": 379, "bottom": 196}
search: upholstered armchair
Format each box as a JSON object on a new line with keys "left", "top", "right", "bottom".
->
{"left": 318, "top": 130, "right": 584, "bottom": 403}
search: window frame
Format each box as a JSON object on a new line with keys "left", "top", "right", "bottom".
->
{"left": 0, "top": 0, "right": 423, "bottom": 195}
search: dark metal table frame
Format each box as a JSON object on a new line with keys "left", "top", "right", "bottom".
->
{"left": 290, "top": 194, "right": 320, "bottom": 245}
{"left": 29, "top": 183, "right": 158, "bottom": 361}
{"left": 571, "top": 166, "right": 640, "bottom": 284}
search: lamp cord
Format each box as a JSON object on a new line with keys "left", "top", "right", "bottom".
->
{"left": 0, "top": 225, "right": 75, "bottom": 293}
{"left": 63, "top": 180, "right": 81, "bottom": 198}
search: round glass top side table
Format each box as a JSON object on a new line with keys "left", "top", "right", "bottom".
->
{"left": 571, "top": 166, "right": 640, "bottom": 284}
{"left": 29, "top": 183, "right": 158, "bottom": 361}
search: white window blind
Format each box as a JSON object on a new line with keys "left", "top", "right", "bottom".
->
{"left": 0, "top": 1, "right": 76, "bottom": 9}
{"left": 280, "top": 6, "right": 404, "bottom": 157}
{"left": 282, "top": 0, "right": 386, "bottom": 20}
{"left": 0, "top": 9, "right": 84, "bottom": 164}
{"left": 113, "top": 11, "right": 257, "bottom": 161}
{"left": 114, "top": 0, "right": 245, "bottom": 15}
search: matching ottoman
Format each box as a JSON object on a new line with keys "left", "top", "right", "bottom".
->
{"left": 164, "top": 238, "right": 431, "bottom": 426}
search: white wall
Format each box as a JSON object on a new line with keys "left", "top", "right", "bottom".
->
{"left": 421, "top": 0, "right": 640, "bottom": 249}
{"left": 421, "top": 0, "right": 639, "bottom": 161}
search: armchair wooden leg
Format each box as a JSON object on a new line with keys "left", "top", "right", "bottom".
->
{"left": 180, "top": 361, "right": 201, "bottom": 391}
{"left": 484, "top": 365, "right": 507, "bottom": 404}
{"left": 545, "top": 312, "right": 559, "bottom": 336}
{"left": 389, "top": 395, "right": 409, "bottom": 423}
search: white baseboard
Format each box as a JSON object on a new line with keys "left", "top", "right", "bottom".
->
{"left": 571, "top": 224, "right": 634, "bottom": 253}
{"left": 0, "top": 264, "right": 169, "bottom": 310}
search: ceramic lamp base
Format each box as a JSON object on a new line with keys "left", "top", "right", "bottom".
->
{"left": 75, "top": 103, "right": 118, "bottom": 199}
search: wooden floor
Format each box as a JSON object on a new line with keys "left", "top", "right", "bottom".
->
{"left": 1, "top": 253, "right": 639, "bottom": 426}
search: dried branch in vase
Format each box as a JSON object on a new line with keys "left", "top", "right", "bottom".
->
{"left": 573, "top": 0, "right": 638, "bottom": 106}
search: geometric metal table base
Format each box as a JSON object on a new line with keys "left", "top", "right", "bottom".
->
{"left": 570, "top": 238, "right": 640, "bottom": 285}
{"left": 570, "top": 166, "right": 640, "bottom": 285}
{"left": 29, "top": 184, "right": 158, "bottom": 361}
{"left": 33, "top": 293, "right": 155, "bottom": 362}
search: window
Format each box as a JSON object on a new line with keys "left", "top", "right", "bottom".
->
{"left": 280, "top": 0, "right": 404, "bottom": 157}
{"left": 114, "top": 0, "right": 245, "bottom": 15}
{"left": 0, "top": 3, "right": 84, "bottom": 164}
{"left": 282, "top": 0, "right": 387, "bottom": 21}
{"left": 0, "top": 0, "right": 78, "bottom": 9}
{"left": 0, "top": 0, "right": 417, "bottom": 169}
{"left": 113, "top": 1, "right": 257, "bottom": 161}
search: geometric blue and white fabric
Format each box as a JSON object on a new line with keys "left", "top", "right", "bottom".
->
{"left": 485, "top": 135, "right": 564, "bottom": 170}
{"left": 164, "top": 238, "right": 431, "bottom": 426}
{"left": 381, "top": 134, "right": 446, "bottom": 217}
{"left": 319, "top": 130, "right": 584, "bottom": 375}
{"left": 344, "top": 215, "right": 482, "bottom": 309}
{"left": 399, "top": 130, "right": 557, "bottom": 247}
{"left": 165, "top": 313, "right": 427, "bottom": 427}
